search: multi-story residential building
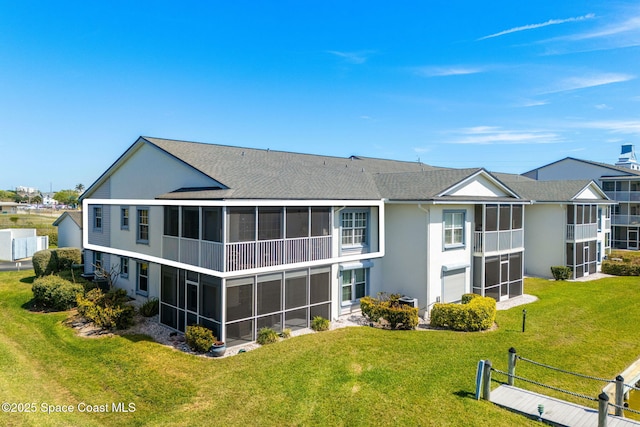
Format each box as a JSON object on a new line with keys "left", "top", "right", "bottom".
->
{"left": 523, "top": 144, "right": 639, "bottom": 251}
{"left": 79, "top": 136, "right": 611, "bottom": 345}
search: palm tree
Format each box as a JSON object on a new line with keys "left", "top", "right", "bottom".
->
{"left": 75, "top": 183, "right": 85, "bottom": 194}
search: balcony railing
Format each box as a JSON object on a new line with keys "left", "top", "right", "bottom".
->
{"left": 473, "top": 229, "right": 523, "bottom": 253}
{"left": 611, "top": 214, "right": 640, "bottom": 226}
{"left": 163, "top": 235, "right": 332, "bottom": 272}
{"left": 566, "top": 223, "right": 597, "bottom": 241}
{"left": 604, "top": 191, "right": 640, "bottom": 202}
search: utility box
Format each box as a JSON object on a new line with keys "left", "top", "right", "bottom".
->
{"left": 398, "top": 296, "right": 418, "bottom": 308}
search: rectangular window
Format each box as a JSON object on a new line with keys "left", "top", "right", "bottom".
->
{"left": 119, "top": 257, "right": 129, "bottom": 278}
{"left": 93, "top": 252, "right": 102, "bottom": 271}
{"left": 182, "top": 207, "right": 199, "bottom": 239}
{"left": 137, "top": 208, "right": 149, "bottom": 243}
{"left": 164, "top": 206, "right": 179, "bottom": 237}
{"left": 93, "top": 206, "right": 102, "bottom": 231}
{"left": 341, "top": 210, "right": 367, "bottom": 246}
{"left": 443, "top": 211, "right": 465, "bottom": 248}
{"left": 121, "top": 207, "right": 129, "bottom": 230}
{"left": 341, "top": 268, "right": 367, "bottom": 304}
{"left": 137, "top": 262, "right": 149, "bottom": 295}
{"left": 499, "top": 205, "right": 511, "bottom": 231}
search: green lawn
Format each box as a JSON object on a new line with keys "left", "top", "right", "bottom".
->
{"left": 1, "top": 271, "right": 639, "bottom": 426}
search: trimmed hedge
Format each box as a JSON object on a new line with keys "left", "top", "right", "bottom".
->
{"left": 550, "top": 266, "right": 572, "bottom": 280}
{"left": 430, "top": 296, "right": 496, "bottom": 332}
{"left": 360, "top": 293, "right": 419, "bottom": 330}
{"left": 77, "top": 288, "right": 134, "bottom": 330}
{"left": 601, "top": 260, "right": 640, "bottom": 276}
{"left": 32, "top": 275, "right": 84, "bottom": 311}
{"left": 32, "top": 248, "right": 82, "bottom": 277}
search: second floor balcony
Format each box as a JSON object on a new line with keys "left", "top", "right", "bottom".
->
{"left": 473, "top": 229, "right": 524, "bottom": 253}
{"left": 611, "top": 214, "right": 640, "bottom": 226}
{"left": 162, "top": 235, "right": 333, "bottom": 272}
{"left": 566, "top": 223, "right": 597, "bottom": 241}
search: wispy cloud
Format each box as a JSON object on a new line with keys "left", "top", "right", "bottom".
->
{"left": 580, "top": 120, "right": 640, "bottom": 135}
{"left": 326, "top": 50, "right": 376, "bottom": 64}
{"left": 565, "top": 15, "right": 640, "bottom": 41}
{"left": 447, "top": 126, "right": 560, "bottom": 145}
{"left": 595, "top": 104, "right": 612, "bottom": 110}
{"left": 544, "top": 72, "right": 635, "bottom": 93}
{"left": 414, "top": 66, "right": 484, "bottom": 77}
{"left": 477, "top": 13, "right": 595, "bottom": 41}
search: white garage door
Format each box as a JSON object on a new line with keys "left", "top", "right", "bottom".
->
{"left": 443, "top": 268, "right": 466, "bottom": 303}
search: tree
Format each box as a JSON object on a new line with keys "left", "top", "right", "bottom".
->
{"left": 53, "top": 190, "right": 79, "bottom": 206}
{"left": 0, "top": 190, "right": 16, "bottom": 201}
{"left": 75, "top": 183, "right": 85, "bottom": 194}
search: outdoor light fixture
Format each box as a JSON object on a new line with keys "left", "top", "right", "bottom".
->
{"left": 537, "top": 403, "right": 544, "bottom": 421}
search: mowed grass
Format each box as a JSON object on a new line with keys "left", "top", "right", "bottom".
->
{"left": 1, "top": 271, "right": 640, "bottom": 426}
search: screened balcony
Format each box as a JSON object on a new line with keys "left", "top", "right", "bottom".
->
{"left": 473, "top": 204, "right": 524, "bottom": 254}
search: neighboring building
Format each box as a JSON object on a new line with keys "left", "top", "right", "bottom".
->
{"left": 52, "top": 211, "right": 83, "bottom": 248}
{"left": 494, "top": 175, "right": 613, "bottom": 279}
{"left": 80, "top": 136, "right": 608, "bottom": 345}
{"left": 42, "top": 193, "right": 59, "bottom": 207}
{"left": 0, "top": 202, "right": 19, "bottom": 214}
{"left": 0, "top": 229, "right": 49, "bottom": 261}
{"left": 523, "top": 144, "right": 639, "bottom": 250}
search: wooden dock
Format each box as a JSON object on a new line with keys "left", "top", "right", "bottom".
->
{"left": 490, "top": 385, "right": 640, "bottom": 426}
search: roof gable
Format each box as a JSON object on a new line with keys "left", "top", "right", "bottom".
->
{"left": 440, "top": 171, "right": 514, "bottom": 198}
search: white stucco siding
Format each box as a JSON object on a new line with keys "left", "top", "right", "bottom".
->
{"left": 108, "top": 143, "right": 218, "bottom": 199}
{"left": 379, "top": 204, "right": 429, "bottom": 311}
{"left": 523, "top": 204, "right": 564, "bottom": 278}
{"left": 426, "top": 205, "right": 472, "bottom": 307}
{"left": 108, "top": 204, "right": 163, "bottom": 258}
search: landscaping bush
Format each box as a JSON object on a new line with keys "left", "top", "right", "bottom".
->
{"left": 461, "top": 293, "right": 479, "bottom": 304}
{"left": 185, "top": 325, "right": 216, "bottom": 353}
{"left": 32, "top": 275, "right": 84, "bottom": 311}
{"left": 430, "top": 296, "right": 496, "bottom": 332}
{"left": 53, "top": 248, "right": 82, "bottom": 270}
{"left": 601, "top": 260, "right": 640, "bottom": 276}
{"left": 280, "top": 328, "right": 292, "bottom": 339}
{"left": 77, "top": 288, "right": 135, "bottom": 330}
{"left": 32, "top": 249, "right": 55, "bottom": 277}
{"left": 360, "top": 293, "right": 419, "bottom": 330}
{"left": 310, "top": 316, "right": 330, "bottom": 332}
{"left": 139, "top": 298, "right": 159, "bottom": 317}
{"left": 550, "top": 266, "right": 572, "bottom": 280}
{"left": 257, "top": 327, "right": 279, "bottom": 345}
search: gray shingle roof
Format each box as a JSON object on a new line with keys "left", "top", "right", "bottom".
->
{"left": 373, "top": 168, "right": 486, "bottom": 200}
{"left": 497, "top": 174, "right": 600, "bottom": 201}
{"left": 523, "top": 157, "right": 640, "bottom": 177}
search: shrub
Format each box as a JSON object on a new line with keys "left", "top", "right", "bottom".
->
{"left": 77, "top": 288, "right": 135, "bottom": 330}
{"left": 37, "top": 228, "right": 58, "bottom": 248}
{"left": 310, "top": 316, "right": 330, "bottom": 332}
{"left": 257, "top": 327, "right": 279, "bottom": 345}
{"left": 185, "top": 325, "right": 216, "bottom": 353}
{"left": 139, "top": 298, "right": 159, "bottom": 317}
{"left": 461, "top": 293, "right": 479, "bottom": 304}
{"left": 280, "top": 328, "right": 292, "bottom": 339}
{"left": 32, "top": 249, "right": 55, "bottom": 277}
{"left": 430, "top": 296, "right": 496, "bottom": 332}
{"left": 550, "top": 266, "right": 572, "bottom": 280}
{"left": 360, "top": 293, "right": 419, "bottom": 330}
{"left": 602, "top": 260, "right": 640, "bottom": 276}
{"left": 32, "top": 275, "right": 84, "bottom": 311}
{"left": 53, "top": 248, "right": 82, "bottom": 270}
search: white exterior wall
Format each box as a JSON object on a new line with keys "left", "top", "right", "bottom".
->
{"left": 426, "top": 204, "right": 472, "bottom": 308}
{"left": 56, "top": 218, "right": 82, "bottom": 248}
{"left": 0, "top": 230, "right": 12, "bottom": 261}
{"left": 379, "top": 204, "right": 429, "bottom": 311}
{"left": 523, "top": 204, "right": 564, "bottom": 278}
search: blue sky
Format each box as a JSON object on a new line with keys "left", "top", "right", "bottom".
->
{"left": 2, "top": 1, "right": 640, "bottom": 192}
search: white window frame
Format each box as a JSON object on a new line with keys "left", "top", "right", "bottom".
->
{"left": 341, "top": 209, "right": 368, "bottom": 247}
{"left": 120, "top": 257, "right": 129, "bottom": 278}
{"left": 443, "top": 210, "right": 465, "bottom": 249}
{"left": 121, "top": 206, "right": 129, "bottom": 230}
{"left": 93, "top": 206, "right": 102, "bottom": 231}
{"left": 137, "top": 207, "right": 149, "bottom": 244}
{"left": 137, "top": 262, "right": 149, "bottom": 296}
{"left": 341, "top": 267, "right": 367, "bottom": 305}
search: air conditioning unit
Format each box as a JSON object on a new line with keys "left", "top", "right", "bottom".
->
{"left": 398, "top": 296, "right": 418, "bottom": 308}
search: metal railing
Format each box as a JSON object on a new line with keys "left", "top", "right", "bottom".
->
{"left": 566, "top": 223, "right": 598, "bottom": 240}
{"left": 473, "top": 229, "right": 524, "bottom": 253}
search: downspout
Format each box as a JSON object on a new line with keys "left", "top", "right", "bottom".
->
{"left": 418, "top": 204, "right": 430, "bottom": 318}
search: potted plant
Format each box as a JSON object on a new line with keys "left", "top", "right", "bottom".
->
{"left": 209, "top": 340, "right": 226, "bottom": 357}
